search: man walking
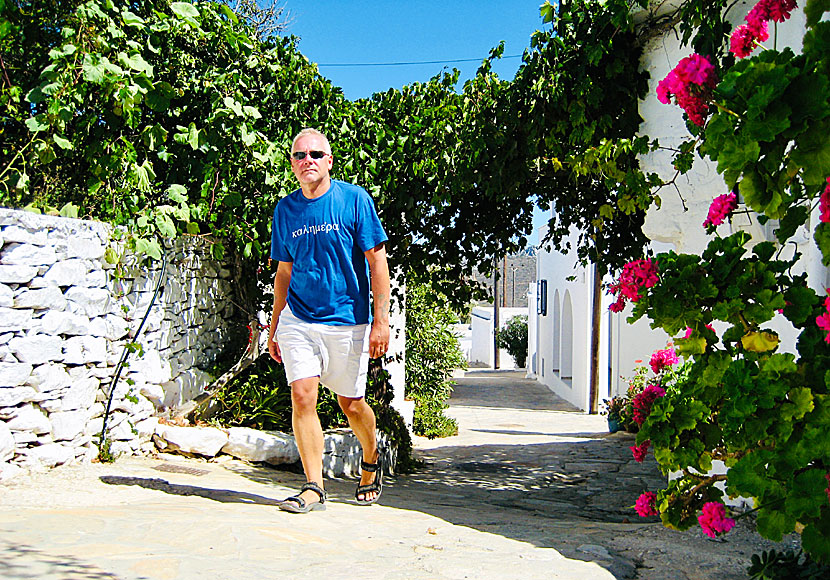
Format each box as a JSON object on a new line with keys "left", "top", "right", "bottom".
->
{"left": 268, "top": 128, "right": 390, "bottom": 513}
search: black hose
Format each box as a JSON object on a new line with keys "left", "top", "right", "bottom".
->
{"left": 98, "top": 250, "right": 168, "bottom": 456}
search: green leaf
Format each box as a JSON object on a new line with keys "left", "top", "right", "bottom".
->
{"left": 211, "top": 240, "right": 225, "bottom": 260}
{"left": 755, "top": 506, "right": 796, "bottom": 542}
{"left": 146, "top": 82, "right": 174, "bottom": 112}
{"left": 82, "top": 54, "right": 107, "bottom": 83}
{"left": 122, "top": 10, "right": 145, "bottom": 27}
{"left": 134, "top": 237, "right": 162, "bottom": 261}
{"left": 53, "top": 135, "right": 73, "bottom": 150}
{"left": 59, "top": 202, "right": 79, "bottom": 218}
{"left": 815, "top": 223, "right": 830, "bottom": 266}
{"left": 155, "top": 213, "right": 176, "bottom": 238}
{"left": 790, "top": 119, "right": 830, "bottom": 187}
{"left": 104, "top": 246, "right": 120, "bottom": 265}
{"left": 223, "top": 96, "right": 243, "bottom": 117}
{"left": 805, "top": 0, "right": 830, "bottom": 27}
{"left": 119, "top": 52, "right": 153, "bottom": 76}
{"left": 133, "top": 160, "right": 156, "bottom": 191}
{"left": 243, "top": 105, "right": 262, "bottom": 119}
{"left": 24, "top": 115, "right": 49, "bottom": 133}
{"left": 166, "top": 184, "right": 188, "bottom": 203}
{"left": 170, "top": 2, "right": 200, "bottom": 20}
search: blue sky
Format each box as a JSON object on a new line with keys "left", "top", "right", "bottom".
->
{"left": 280, "top": 1, "right": 551, "bottom": 244}
{"left": 281, "top": 1, "right": 550, "bottom": 100}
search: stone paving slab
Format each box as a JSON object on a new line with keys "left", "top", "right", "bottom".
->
{"left": 0, "top": 369, "right": 799, "bottom": 580}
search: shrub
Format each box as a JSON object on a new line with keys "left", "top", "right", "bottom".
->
{"left": 405, "top": 282, "right": 466, "bottom": 439}
{"left": 496, "top": 315, "right": 528, "bottom": 368}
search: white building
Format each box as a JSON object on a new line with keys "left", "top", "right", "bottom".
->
{"left": 529, "top": 3, "right": 826, "bottom": 412}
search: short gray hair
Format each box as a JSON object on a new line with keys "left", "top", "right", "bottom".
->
{"left": 291, "top": 128, "right": 331, "bottom": 153}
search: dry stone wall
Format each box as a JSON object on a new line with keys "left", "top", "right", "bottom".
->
{"left": 0, "top": 208, "right": 237, "bottom": 479}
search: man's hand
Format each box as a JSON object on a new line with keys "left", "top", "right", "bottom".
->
{"left": 368, "top": 320, "right": 389, "bottom": 359}
{"left": 268, "top": 336, "right": 282, "bottom": 363}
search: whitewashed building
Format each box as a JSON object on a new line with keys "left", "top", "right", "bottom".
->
{"left": 529, "top": 2, "right": 826, "bottom": 412}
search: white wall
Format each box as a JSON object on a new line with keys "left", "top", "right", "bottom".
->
{"left": 469, "top": 306, "right": 528, "bottom": 368}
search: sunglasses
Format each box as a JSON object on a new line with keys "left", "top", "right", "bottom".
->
{"left": 291, "top": 150, "right": 329, "bottom": 161}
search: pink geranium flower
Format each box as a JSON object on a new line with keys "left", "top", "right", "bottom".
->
{"left": 635, "top": 492, "right": 658, "bottom": 517}
{"left": 632, "top": 385, "right": 666, "bottom": 425}
{"left": 817, "top": 294, "right": 830, "bottom": 344}
{"left": 733, "top": 0, "right": 797, "bottom": 58}
{"left": 630, "top": 440, "right": 651, "bottom": 462}
{"left": 656, "top": 54, "right": 718, "bottom": 126}
{"left": 703, "top": 191, "right": 739, "bottom": 228}
{"left": 650, "top": 348, "right": 679, "bottom": 374}
{"left": 608, "top": 259, "right": 659, "bottom": 313}
{"left": 820, "top": 177, "right": 830, "bottom": 224}
{"left": 698, "top": 502, "right": 736, "bottom": 538}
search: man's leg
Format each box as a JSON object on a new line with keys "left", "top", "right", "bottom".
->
{"left": 338, "top": 395, "right": 380, "bottom": 502}
{"left": 292, "top": 376, "right": 325, "bottom": 505}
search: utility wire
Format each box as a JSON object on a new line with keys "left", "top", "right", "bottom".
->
{"left": 317, "top": 54, "right": 524, "bottom": 67}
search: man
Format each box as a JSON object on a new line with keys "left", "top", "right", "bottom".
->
{"left": 268, "top": 128, "right": 390, "bottom": 513}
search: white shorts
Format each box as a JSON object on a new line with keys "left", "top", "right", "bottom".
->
{"left": 276, "top": 307, "right": 371, "bottom": 398}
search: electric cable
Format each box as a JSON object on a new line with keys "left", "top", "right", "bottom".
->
{"left": 98, "top": 250, "right": 168, "bottom": 455}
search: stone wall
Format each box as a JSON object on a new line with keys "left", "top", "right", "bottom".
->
{"left": 0, "top": 208, "right": 238, "bottom": 479}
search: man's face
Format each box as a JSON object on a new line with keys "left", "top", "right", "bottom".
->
{"left": 290, "top": 134, "right": 333, "bottom": 186}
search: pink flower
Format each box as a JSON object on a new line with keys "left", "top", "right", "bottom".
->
{"left": 631, "top": 440, "right": 651, "bottom": 462}
{"left": 650, "top": 348, "right": 680, "bottom": 374}
{"left": 657, "top": 54, "right": 718, "bottom": 126}
{"left": 763, "top": 0, "right": 798, "bottom": 23}
{"left": 632, "top": 384, "right": 666, "bottom": 425}
{"left": 703, "top": 191, "right": 739, "bottom": 228}
{"left": 608, "top": 259, "right": 659, "bottom": 312}
{"left": 817, "top": 294, "right": 830, "bottom": 344}
{"left": 698, "top": 502, "right": 736, "bottom": 538}
{"left": 730, "top": 24, "right": 763, "bottom": 59}
{"left": 820, "top": 177, "right": 830, "bottom": 224}
{"left": 635, "top": 492, "right": 658, "bottom": 517}
{"left": 825, "top": 473, "right": 830, "bottom": 504}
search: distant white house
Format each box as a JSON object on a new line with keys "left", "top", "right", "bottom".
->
{"left": 528, "top": 3, "right": 826, "bottom": 412}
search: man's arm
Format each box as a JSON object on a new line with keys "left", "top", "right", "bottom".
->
{"left": 268, "top": 261, "right": 292, "bottom": 363}
{"left": 364, "top": 243, "right": 390, "bottom": 359}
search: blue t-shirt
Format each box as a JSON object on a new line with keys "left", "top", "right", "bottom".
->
{"left": 270, "top": 180, "right": 388, "bottom": 326}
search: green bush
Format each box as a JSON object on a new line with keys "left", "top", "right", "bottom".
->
{"left": 211, "top": 354, "right": 416, "bottom": 470}
{"left": 406, "top": 282, "right": 466, "bottom": 439}
{"left": 497, "top": 315, "right": 528, "bottom": 368}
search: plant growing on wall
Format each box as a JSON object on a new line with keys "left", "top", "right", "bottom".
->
{"left": 612, "top": 0, "right": 830, "bottom": 562}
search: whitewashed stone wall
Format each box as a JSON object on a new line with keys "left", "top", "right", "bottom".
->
{"left": 0, "top": 208, "right": 237, "bottom": 479}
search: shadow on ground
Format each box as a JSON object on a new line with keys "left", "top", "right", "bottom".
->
{"left": 0, "top": 540, "right": 122, "bottom": 580}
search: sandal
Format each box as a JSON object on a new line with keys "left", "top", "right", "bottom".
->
{"left": 355, "top": 451, "right": 383, "bottom": 505}
{"left": 279, "top": 482, "right": 326, "bottom": 513}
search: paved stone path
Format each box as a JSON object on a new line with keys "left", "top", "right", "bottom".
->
{"left": 0, "top": 370, "right": 797, "bottom": 579}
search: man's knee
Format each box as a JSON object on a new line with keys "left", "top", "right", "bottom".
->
{"left": 291, "top": 378, "right": 319, "bottom": 411}
{"left": 338, "top": 395, "right": 368, "bottom": 418}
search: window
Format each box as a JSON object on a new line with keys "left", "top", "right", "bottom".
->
{"left": 537, "top": 279, "right": 548, "bottom": 316}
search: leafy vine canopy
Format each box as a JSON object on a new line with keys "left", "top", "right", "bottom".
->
{"left": 2, "top": 0, "right": 680, "bottom": 308}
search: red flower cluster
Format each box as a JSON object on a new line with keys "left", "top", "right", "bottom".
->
{"left": 656, "top": 54, "right": 718, "bottom": 126}
{"left": 731, "top": 0, "right": 798, "bottom": 59}
{"left": 608, "top": 259, "right": 659, "bottom": 313}
{"left": 649, "top": 348, "right": 679, "bottom": 374}
{"left": 820, "top": 177, "right": 830, "bottom": 224}
{"left": 698, "top": 502, "right": 736, "bottom": 538}
{"left": 826, "top": 473, "right": 830, "bottom": 504}
{"left": 630, "top": 440, "right": 651, "bottom": 463}
{"left": 635, "top": 492, "right": 658, "bottom": 517}
{"left": 632, "top": 384, "right": 666, "bottom": 426}
{"left": 817, "top": 293, "right": 830, "bottom": 344}
{"left": 703, "top": 191, "right": 739, "bottom": 228}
